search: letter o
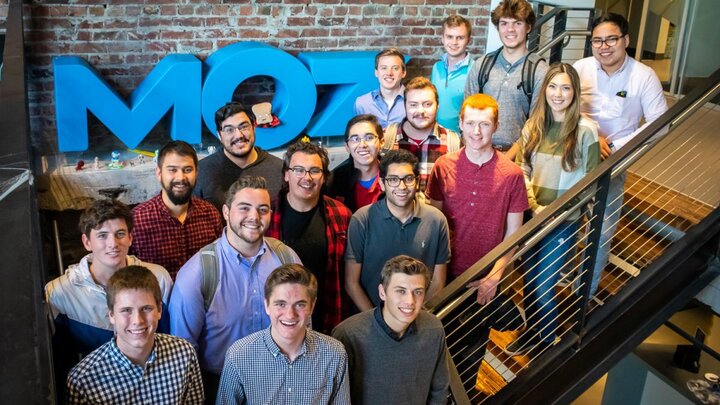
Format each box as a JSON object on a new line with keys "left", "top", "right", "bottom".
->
{"left": 202, "top": 42, "right": 317, "bottom": 149}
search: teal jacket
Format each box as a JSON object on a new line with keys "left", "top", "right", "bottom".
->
{"left": 430, "top": 54, "right": 472, "bottom": 134}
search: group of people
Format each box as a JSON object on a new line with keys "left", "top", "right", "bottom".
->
{"left": 45, "top": 0, "right": 668, "bottom": 403}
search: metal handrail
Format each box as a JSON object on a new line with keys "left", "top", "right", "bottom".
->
{"left": 535, "top": 30, "right": 591, "bottom": 56}
{"left": 428, "top": 60, "right": 720, "bottom": 404}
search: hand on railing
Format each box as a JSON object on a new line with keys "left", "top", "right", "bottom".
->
{"left": 467, "top": 276, "right": 500, "bottom": 305}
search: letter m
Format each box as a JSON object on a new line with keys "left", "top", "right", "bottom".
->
{"left": 53, "top": 55, "right": 201, "bottom": 152}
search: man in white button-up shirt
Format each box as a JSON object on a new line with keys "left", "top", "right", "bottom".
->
{"left": 574, "top": 12, "right": 668, "bottom": 298}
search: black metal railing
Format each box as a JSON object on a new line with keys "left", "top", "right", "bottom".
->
{"left": 529, "top": 3, "right": 595, "bottom": 63}
{"left": 427, "top": 65, "right": 720, "bottom": 404}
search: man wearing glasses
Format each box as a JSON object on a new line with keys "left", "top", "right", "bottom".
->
{"left": 573, "top": 13, "right": 667, "bottom": 300}
{"left": 345, "top": 149, "right": 451, "bottom": 311}
{"left": 194, "top": 102, "right": 284, "bottom": 212}
{"left": 267, "top": 140, "right": 353, "bottom": 335}
{"left": 327, "top": 114, "right": 385, "bottom": 212}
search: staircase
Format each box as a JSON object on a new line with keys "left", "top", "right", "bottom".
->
{"left": 427, "top": 67, "right": 720, "bottom": 404}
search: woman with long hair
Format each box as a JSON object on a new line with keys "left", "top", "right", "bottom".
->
{"left": 505, "top": 63, "right": 600, "bottom": 355}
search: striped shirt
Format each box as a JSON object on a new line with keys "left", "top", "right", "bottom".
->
{"left": 67, "top": 333, "right": 204, "bottom": 404}
{"left": 217, "top": 328, "right": 350, "bottom": 405}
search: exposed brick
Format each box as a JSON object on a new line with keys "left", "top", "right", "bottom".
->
{"left": 275, "top": 29, "right": 301, "bottom": 38}
{"left": 286, "top": 16, "right": 315, "bottom": 26}
{"left": 237, "top": 29, "right": 270, "bottom": 39}
{"left": 160, "top": 30, "right": 194, "bottom": 40}
{"left": 20, "top": 0, "right": 492, "bottom": 154}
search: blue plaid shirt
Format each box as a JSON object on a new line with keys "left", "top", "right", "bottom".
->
{"left": 67, "top": 333, "right": 204, "bottom": 404}
{"left": 217, "top": 327, "right": 350, "bottom": 404}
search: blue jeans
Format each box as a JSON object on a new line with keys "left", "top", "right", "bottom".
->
{"left": 589, "top": 171, "right": 626, "bottom": 296}
{"left": 523, "top": 221, "right": 579, "bottom": 342}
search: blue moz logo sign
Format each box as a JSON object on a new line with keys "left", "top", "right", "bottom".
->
{"left": 54, "top": 42, "right": 404, "bottom": 152}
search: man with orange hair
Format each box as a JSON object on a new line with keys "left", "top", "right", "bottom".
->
{"left": 426, "top": 94, "right": 527, "bottom": 301}
{"left": 426, "top": 94, "right": 527, "bottom": 390}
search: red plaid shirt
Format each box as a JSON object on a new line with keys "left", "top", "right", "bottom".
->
{"left": 389, "top": 121, "right": 460, "bottom": 192}
{"left": 131, "top": 194, "right": 222, "bottom": 279}
{"left": 267, "top": 194, "right": 351, "bottom": 334}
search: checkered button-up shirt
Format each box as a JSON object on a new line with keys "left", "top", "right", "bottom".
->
{"left": 67, "top": 333, "right": 204, "bottom": 404}
{"left": 217, "top": 328, "right": 350, "bottom": 405}
{"left": 390, "top": 121, "right": 460, "bottom": 192}
{"left": 132, "top": 194, "right": 222, "bottom": 279}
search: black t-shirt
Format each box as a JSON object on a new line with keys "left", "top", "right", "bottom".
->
{"left": 281, "top": 199, "right": 328, "bottom": 327}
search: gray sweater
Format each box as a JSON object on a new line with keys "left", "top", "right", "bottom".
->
{"left": 332, "top": 309, "right": 450, "bottom": 405}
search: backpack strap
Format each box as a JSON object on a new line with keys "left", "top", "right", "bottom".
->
{"left": 477, "top": 47, "right": 502, "bottom": 94}
{"left": 382, "top": 123, "right": 400, "bottom": 155}
{"left": 519, "top": 52, "right": 545, "bottom": 105}
{"left": 199, "top": 241, "right": 219, "bottom": 312}
{"left": 265, "top": 237, "right": 297, "bottom": 265}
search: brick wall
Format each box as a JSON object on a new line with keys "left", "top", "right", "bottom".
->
{"left": 2, "top": 0, "right": 491, "bottom": 154}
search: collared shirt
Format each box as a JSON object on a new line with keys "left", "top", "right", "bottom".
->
{"left": 389, "top": 121, "right": 461, "bottom": 192}
{"left": 46, "top": 254, "right": 173, "bottom": 400}
{"left": 426, "top": 149, "right": 528, "bottom": 278}
{"left": 346, "top": 198, "right": 450, "bottom": 306}
{"left": 431, "top": 53, "right": 472, "bottom": 133}
{"left": 169, "top": 231, "right": 300, "bottom": 374}
{"left": 574, "top": 55, "right": 668, "bottom": 150}
{"left": 465, "top": 51, "right": 548, "bottom": 148}
{"left": 373, "top": 305, "right": 417, "bottom": 341}
{"left": 354, "top": 87, "right": 406, "bottom": 128}
{"left": 216, "top": 328, "right": 351, "bottom": 405}
{"left": 268, "top": 195, "right": 352, "bottom": 334}
{"left": 132, "top": 194, "right": 222, "bottom": 278}
{"left": 67, "top": 333, "right": 204, "bottom": 404}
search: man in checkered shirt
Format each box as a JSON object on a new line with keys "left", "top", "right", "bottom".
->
{"left": 217, "top": 264, "right": 350, "bottom": 405}
{"left": 67, "top": 265, "right": 204, "bottom": 404}
{"left": 131, "top": 141, "right": 222, "bottom": 279}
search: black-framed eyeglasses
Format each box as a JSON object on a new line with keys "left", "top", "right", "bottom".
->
{"left": 383, "top": 175, "right": 417, "bottom": 187}
{"left": 288, "top": 166, "right": 324, "bottom": 178}
{"left": 591, "top": 36, "right": 621, "bottom": 48}
{"left": 221, "top": 123, "right": 253, "bottom": 136}
{"left": 347, "top": 134, "right": 379, "bottom": 145}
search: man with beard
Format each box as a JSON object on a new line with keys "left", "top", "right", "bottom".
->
{"left": 132, "top": 141, "right": 222, "bottom": 279}
{"left": 267, "top": 140, "right": 352, "bottom": 335}
{"left": 344, "top": 149, "right": 450, "bottom": 311}
{"left": 194, "top": 102, "right": 284, "bottom": 212}
{"left": 384, "top": 77, "right": 460, "bottom": 193}
{"left": 170, "top": 175, "right": 301, "bottom": 404}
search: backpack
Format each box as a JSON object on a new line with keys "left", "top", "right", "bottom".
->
{"left": 477, "top": 47, "right": 545, "bottom": 105}
{"left": 199, "top": 237, "right": 297, "bottom": 311}
{"left": 382, "top": 123, "right": 461, "bottom": 155}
